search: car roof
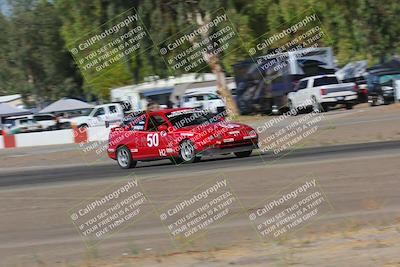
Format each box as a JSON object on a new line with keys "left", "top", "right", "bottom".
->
{"left": 301, "top": 74, "right": 336, "bottom": 81}
{"left": 149, "top": 108, "right": 193, "bottom": 115}
{"left": 34, "top": 113, "right": 53, "bottom": 116}
{"left": 6, "top": 115, "right": 33, "bottom": 120}
{"left": 123, "top": 108, "right": 194, "bottom": 118}
{"left": 184, "top": 92, "right": 215, "bottom": 96}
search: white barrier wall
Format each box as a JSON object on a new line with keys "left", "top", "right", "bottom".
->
{"left": 87, "top": 126, "right": 110, "bottom": 142}
{"left": 15, "top": 129, "right": 74, "bottom": 147}
{"left": 0, "top": 136, "right": 3, "bottom": 149}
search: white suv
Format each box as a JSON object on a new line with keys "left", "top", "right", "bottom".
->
{"left": 181, "top": 92, "right": 225, "bottom": 114}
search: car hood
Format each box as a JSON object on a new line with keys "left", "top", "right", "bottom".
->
{"left": 68, "top": 116, "right": 89, "bottom": 123}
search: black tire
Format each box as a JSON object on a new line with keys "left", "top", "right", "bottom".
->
{"left": 345, "top": 103, "right": 354, "bottom": 110}
{"left": 170, "top": 156, "right": 201, "bottom": 165}
{"left": 288, "top": 100, "right": 297, "bottom": 116}
{"left": 311, "top": 96, "right": 328, "bottom": 112}
{"left": 234, "top": 150, "right": 252, "bottom": 158}
{"left": 194, "top": 156, "right": 202, "bottom": 163}
{"left": 377, "top": 95, "right": 385, "bottom": 105}
{"left": 116, "top": 146, "right": 137, "bottom": 169}
{"left": 170, "top": 157, "right": 183, "bottom": 164}
{"left": 178, "top": 140, "right": 196, "bottom": 163}
{"left": 321, "top": 103, "right": 329, "bottom": 112}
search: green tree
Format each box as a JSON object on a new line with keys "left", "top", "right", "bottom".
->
{"left": 5, "top": 0, "right": 82, "bottom": 108}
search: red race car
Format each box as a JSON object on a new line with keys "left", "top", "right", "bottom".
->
{"left": 107, "top": 108, "right": 258, "bottom": 169}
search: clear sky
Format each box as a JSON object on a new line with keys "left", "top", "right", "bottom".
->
{"left": 0, "top": 0, "right": 11, "bottom": 16}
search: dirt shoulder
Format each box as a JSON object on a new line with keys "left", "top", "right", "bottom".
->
{"left": 78, "top": 224, "right": 400, "bottom": 267}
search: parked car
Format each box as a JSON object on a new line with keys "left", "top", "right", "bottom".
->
{"left": 287, "top": 75, "right": 358, "bottom": 112}
{"left": 233, "top": 47, "right": 336, "bottom": 114}
{"left": 181, "top": 92, "right": 226, "bottom": 114}
{"left": 31, "top": 114, "right": 58, "bottom": 130}
{"left": 342, "top": 76, "right": 369, "bottom": 103}
{"left": 68, "top": 103, "right": 129, "bottom": 128}
{"left": 367, "top": 70, "right": 400, "bottom": 106}
{"left": 3, "top": 116, "right": 42, "bottom": 134}
{"left": 107, "top": 108, "right": 258, "bottom": 169}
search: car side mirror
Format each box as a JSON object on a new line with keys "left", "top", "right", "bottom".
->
{"left": 157, "top": 125, "right": 167, "bottom": 131}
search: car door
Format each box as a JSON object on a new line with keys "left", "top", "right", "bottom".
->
{"left": 294, "top": 80, "right": 309, "bottom": 107}
{"left": 140, "top": 114, "right": 170, "bottom": 158}
{"left": 124, "top": 113, "right": 147, "bottom": 159}
{"left": 90, "top": 107, "right": 107, "bottom": 126}
{"left": 106, "top": 104, "right": 121, "bottom": 123}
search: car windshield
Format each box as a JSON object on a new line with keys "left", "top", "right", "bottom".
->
{"left": 20, "top": 119, "right": 36, "bottom": 125}
{"left": 121, "top": 111, "right": 146, "bottom": 130}
{"left": 80, "top": 108, "right": 93, "bottom": 116}
{"left": 166, "top": 110, "right": 211, "bottom": 128}
{"left": 314, "top": 76, "right": 339, "bottom": 86}
{"left": 379, "top": 74, "right": 400, "bottom": 84}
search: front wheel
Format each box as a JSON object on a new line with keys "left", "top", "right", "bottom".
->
{"left": 178, "top": 140, "right": 196, "bottom": 163}
{"left": 371, "top": 95, "right": 385, "bottom": 106}
{"left": 234, "top": 150, "right": 252, "bottom": 158}
{"left": 117, "top": 146, "right": 137, "bottom": 169}
{"left": 288, "top": 100, "right": 297, "bottom": 116}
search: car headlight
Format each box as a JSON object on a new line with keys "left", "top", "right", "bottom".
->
{"left": 248, "top": 130, "right": 257, "bottom": 137}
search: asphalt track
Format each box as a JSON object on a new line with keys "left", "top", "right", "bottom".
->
{"left": 1, "top": 140, "right": 399, "bottom": 188}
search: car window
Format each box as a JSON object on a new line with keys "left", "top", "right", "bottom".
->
{"left": 208, "top": 94, "right": 220, "bottom": 100}
{"left": 19, "top": 119, "right": 30, "bottom": 125}
{"left": 195, "top": 95, "right": 204, "bottom": 101}
{"left": 147, "top": 115, "right": 168, "bottom": 131}
{"left": 378, "top": 74, "right": 400, "bottom": 84}
{"left": 166, "top": 110, "right": 210, "bottom": 129}
{"left": 123, "top": 113, "right": 146, "bottom": 131}
{"left": 93, "top": 108, "right": 105, "bottom": 117}
{"left": 297, "top": 80, "right": 308, "bottom": 90}
{"left": 34, "top": 115, "right": 53, "bottom": 121}
{"left": 4, "top": 119, "right": 16, "bottom": 127}
{"left": 109, "top": 105, "right": 117, "bottom": 114}
{"left": 314, "top": 76, "right": 339, "bottom": 87}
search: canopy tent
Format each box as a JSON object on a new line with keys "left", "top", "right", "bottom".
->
{"left": 335, "top": 60, "right": 368, "bottom": 81}
{"left": 39, "top": 98, "right": 93, "bottom": 114}
{"left": 0, "top": 103, "right": 31, "bottom": 120}
{"left": 368, "top": 58, "right": 400, "bottom": 72}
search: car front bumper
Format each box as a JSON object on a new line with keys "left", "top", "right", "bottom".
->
{"left": 198, "top": 141, "right": 259, "bottom": 156}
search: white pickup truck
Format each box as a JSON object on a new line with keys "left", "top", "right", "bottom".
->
{"left": 69, "top": 103, "right": 128, "bottom": 128}
{"left": 287, "top": 75, "right": 358, "bottom": 112}
{"left": 181, "top": 92, "right": 225, "bottom": 114}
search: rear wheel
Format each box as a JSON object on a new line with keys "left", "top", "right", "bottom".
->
{"left": 345, "top": 102, "right": 354, "bottom": 110}
{"left": 311, "top": 96, "right": 326, "bottom": 112}
{"left": 234, "top": 150, "right": 252, "bottom": 158}
{"left": 117, "top": 146, "right": 137, "bottom": 169}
